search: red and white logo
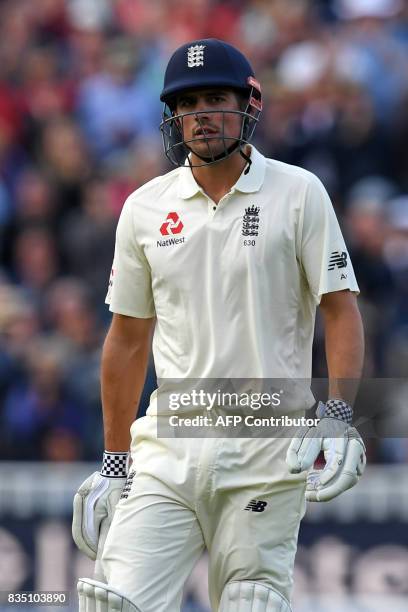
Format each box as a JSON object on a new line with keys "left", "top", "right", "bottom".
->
{"left": 160, "top": 212, "right": 184, "bottom": 236}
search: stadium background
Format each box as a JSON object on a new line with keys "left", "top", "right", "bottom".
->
{"left": 0, "top": 0, "right": 407, "bottom": 610}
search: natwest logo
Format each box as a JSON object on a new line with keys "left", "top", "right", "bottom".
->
{"left": 160, "top": 212, "right": 184, "bottom": 236}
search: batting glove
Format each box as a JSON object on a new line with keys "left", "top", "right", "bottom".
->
{"left": 72, "top": 451, "right": 128, "bottom": 560}
{"left": 286, "top": 400, "right": 366, "bottom": 502}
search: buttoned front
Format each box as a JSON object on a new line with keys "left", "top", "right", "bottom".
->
{"left": 106, "top": 146, "right": 358, "bottom": 410}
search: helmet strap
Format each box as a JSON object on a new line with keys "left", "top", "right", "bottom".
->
{"left": 240, "top": 147, "right": 252, "bottom": 175}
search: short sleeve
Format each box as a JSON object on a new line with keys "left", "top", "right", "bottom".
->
{"left": 300, "top": 175, "right": 359, "bottom": 304}
{"left": 105, "top": 197, "right": 155, "bottom": 317}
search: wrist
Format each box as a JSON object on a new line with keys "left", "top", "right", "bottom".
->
{"left": 100, "top": 450, "right": 128, "bottom": 478}
{"left": 317, "top": 399, "right": 353, "bottom": 424}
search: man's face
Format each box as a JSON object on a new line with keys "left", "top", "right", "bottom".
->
{"left": 175, "top": 88, "right": 244, "bottom": 159}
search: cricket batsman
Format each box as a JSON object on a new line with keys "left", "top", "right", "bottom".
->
{"left": 72, "top": 39, "right": 366, "bottom": 611}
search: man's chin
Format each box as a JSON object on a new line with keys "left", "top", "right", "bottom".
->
{"left": 189, "top": 138, "right": 237, "bottom": 159}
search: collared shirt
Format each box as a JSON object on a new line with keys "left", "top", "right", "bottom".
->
{"left": 106, "top": 146, "right": 358, "bottom": 411}
{"left": 177, "top": 145, "right": 266, "bottom": 199}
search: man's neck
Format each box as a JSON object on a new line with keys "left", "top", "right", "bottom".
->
{"left": 191, "top": 146, "right": 251, "bottom": 205}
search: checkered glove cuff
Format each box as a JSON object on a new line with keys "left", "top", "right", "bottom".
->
{"left": 101, "top": 451, "right": 128, "bottom": 478}
{"left": 318, "top": 399, "right": 353, "bottom": 425}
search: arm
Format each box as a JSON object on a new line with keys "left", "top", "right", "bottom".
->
{"left": 286, "top": 289, "right": 366, "bottom": 500}
{"left": 287, "top": 179, "right": 366, "bottom": 498}
{"left": 73, "top": 196, "right": 156, "bottom": 561}
{"left": 101, "top": 313, "right": 155, "bottom": 451}
{"left": 319, "top": 289, "right": 364, "bottom": 405}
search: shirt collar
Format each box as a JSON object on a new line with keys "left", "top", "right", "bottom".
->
{"left": 234, "top": 146, "right": 266, "bottom": 194}
{"left": 177, "top": 145, "right": 266, "bottom": 200}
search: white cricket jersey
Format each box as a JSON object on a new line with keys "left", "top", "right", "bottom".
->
{"left": 106, "top": 146, "right": 359, "bottom": 410}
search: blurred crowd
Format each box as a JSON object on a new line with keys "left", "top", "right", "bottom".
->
{"left": 0, "top": 0, "right": 407, "bottom": 462}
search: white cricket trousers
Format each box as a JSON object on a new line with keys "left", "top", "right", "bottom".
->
{"left": 102, "top": 415, "right": 306, "bottom": 611}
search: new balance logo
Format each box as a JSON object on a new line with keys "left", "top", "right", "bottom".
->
{"left": 245, "top": 499, "right": 268, "bottom": 512}
{"left": 108, "top": 268, "right": 114, "bottom": 289}
{"left": 187, "top": 44, "right": 205, "bottom": 68}
{"left": 328, "top": 251, "right": 348, "bottom": 270}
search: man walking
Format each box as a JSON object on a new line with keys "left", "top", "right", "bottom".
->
{"left": 73, "top": 39, "right": 366, "bottom": 612}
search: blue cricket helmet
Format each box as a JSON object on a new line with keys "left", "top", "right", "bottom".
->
{"left": 160, "top": 38, "right": 259, "bottom": 105}
{"left": 159, "top": 38, "right": 262, "bottom": 168}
